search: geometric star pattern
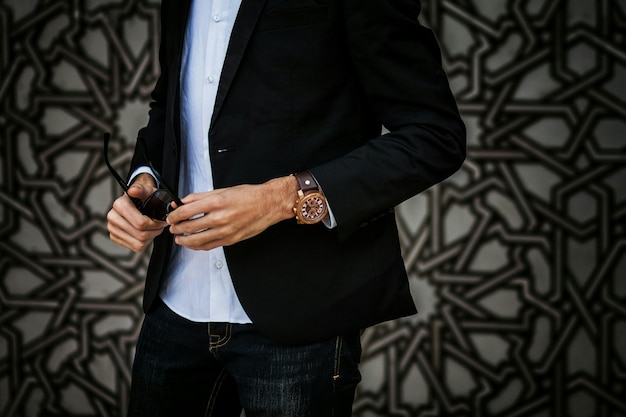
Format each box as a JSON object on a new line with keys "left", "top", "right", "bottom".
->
{"left": 356, "top": 1, "right": 626, "bottom": 416}
{"left": 0, "top": 0, "right": 625, "bottom": 416}
{"left": 0, "top": 1, "right": 158, "bottom": 415}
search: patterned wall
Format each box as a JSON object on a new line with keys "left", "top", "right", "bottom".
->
{"left": 1, "top": 0, "right": 625, "bottom": 416}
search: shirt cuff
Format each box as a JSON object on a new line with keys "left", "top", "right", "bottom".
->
{"left": 308, "top": 171, "right": 336, "bottom": 229}
{"left": 128, "top": 166, "right": 158, "bottom": 187}
{"left": 322, "top": 204, "right": 338, "bottom": 229}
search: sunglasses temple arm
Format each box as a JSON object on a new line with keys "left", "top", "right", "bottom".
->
{"left": 103, "top": 132, "right": 131, "bottom": 193}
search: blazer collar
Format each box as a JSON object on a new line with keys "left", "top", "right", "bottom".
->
{"left": 211, "top": 0, "right": 267, "bottom": 128}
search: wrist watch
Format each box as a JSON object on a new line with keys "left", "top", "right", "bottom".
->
{"left": 293, "top": 171, "right": 328, "bottom": 224}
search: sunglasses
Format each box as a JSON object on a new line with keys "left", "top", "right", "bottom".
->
{"left": 103, "top": 132, "right": 183, "bottom": 220}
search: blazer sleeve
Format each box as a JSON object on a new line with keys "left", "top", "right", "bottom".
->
{"left": 127, "top": 0, "right": 174, "bottom": 178}
{"left": 310, "top": 0, "right": 466, "bottom": 238}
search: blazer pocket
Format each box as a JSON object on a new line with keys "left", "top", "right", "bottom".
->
{"left": 256, "top": 5, "right": 328, "bottom": 32}
{"left": 264, "top": 0, "right": 321, "bottom": 13}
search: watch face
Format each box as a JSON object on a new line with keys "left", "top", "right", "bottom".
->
{"left": 299, "top": 193, "right": 327, "bottom": 223}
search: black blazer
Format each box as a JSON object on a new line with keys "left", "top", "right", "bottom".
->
{"left": 131, "top": 0, "right": 466, "bottom": 344}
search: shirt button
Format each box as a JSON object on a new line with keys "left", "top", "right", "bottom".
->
{"left": 207, "top": 75, "right": 214, "bottom": 83}
{"left": 213, "top": 14, "right": 221, "bottom": 22}
{"left": 215, "top": 261, "right": 224, "bottom": 269}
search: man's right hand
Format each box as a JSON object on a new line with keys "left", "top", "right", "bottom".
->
{"left": 106, "top": 173, "right": 167, "bottom": 252}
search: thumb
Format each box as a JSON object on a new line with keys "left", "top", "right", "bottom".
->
{"left": 127, "top": 174, "right": 157, "bottom": 201}
{"left": 127, "top": 183, "right": 153, "bottom": 201}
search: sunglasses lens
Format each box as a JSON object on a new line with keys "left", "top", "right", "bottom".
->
{"left": 139, "top": 190, "right": 175, "bottom": 220}
{"left": 105, "top": 132, "right": 182, "bottom": 219}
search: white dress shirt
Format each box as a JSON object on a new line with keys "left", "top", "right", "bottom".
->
{"left": 159, "top": 0, "right": 251, "bottom": 323}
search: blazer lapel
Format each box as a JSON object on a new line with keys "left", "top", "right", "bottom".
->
{"left": 210, "top": 0, "right": 267, "bottom": 128}
{"left": 173, "top": 0, "right": 192, "bottom": 56}
{"left": 172, "top": 0, "right": 192, "bottom": 140}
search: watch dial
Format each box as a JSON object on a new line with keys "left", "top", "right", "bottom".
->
{"left": 302, "top": 196, "right": 325, "bottom": 220}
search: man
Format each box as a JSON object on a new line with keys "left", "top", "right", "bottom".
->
{"left": 106, "top": 0, "right": 465, "bottom": 416}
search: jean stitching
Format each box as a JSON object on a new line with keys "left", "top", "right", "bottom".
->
{"left": 333, "top": 336, "right": 342, "bottom": 381}
{"left": 209, "top": 323, "right": 232, "bottom": 350}
{"left": 204, "top": 367, "right": 229, "bottom": 417}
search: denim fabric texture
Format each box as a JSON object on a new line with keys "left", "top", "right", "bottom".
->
{"left": 128, "top": 299, "right": 362, "bottom": 417}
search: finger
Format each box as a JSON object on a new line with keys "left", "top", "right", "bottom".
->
{"left": 112, "top": 194, "right": 167, "bottom": 230}
{"left": 169, "top": 214, "right": 212, "bottom": 236}
{"left": 166, "top": 196, "right": 214, "bottom": 225}
{"left": 179, "top": 192, "right": 209, "bottom": 204}
{"left": 127, "top": 183, "right": 155, "bottom": 201}
{"left": 107, "top": 200, "right": 166, "bottom": 249}
{"left": 107, "top": 210, "right": 146, "bottom": 251}
{"left": 108, "top": 216, "right": 164, "bottom": 252}
{"left": 108, "top": 224, "right": 147, "bottom": 252}
{"left": 112, "top": 193, "right": 142, "bottom": 218}
{"left": 174, "top": 230, "right": 225, "bottom": 251}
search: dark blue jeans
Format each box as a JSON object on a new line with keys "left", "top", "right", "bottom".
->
{"left": 128, "top": 299, "right": 362, "bottom": 417}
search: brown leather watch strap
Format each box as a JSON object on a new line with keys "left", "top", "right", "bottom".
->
{"left": 293, "top": 171, "right": 328, "bottom": 224}
{"left": 294, "top": 171, "right": 319, "bottom": 193}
